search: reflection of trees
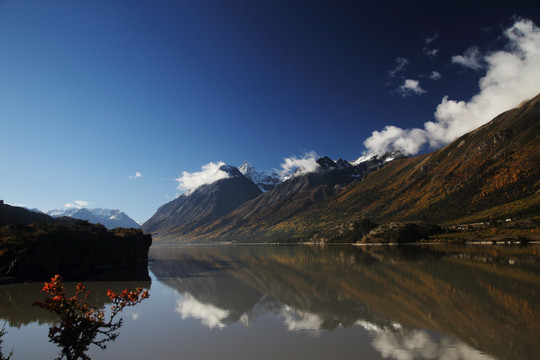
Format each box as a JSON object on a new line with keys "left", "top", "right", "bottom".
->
{"left": 0, "top": 325, "right": 12, "bottom": 360}
{"left": 149, "top": 244, "right": 540, "bottom": 360}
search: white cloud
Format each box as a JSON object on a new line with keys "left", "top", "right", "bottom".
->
{"left": 129, "top": 171, "right": 142, "bottom": 179}
{"left": 398, "top": 79, "right": 426, "bottom": 97}
{"left": 176, "top": 161, "right": 230, "bottom": 194}
{"left": 364, "top": 126, "right": 427, "bottom": 155}
{"left": 365, "top": 18, "right": 540, "bottom": 155}
{"left": 430, "top": 18, "right": 540, "bottom": 147}
{"left": 451, "top": 46, "right": 484, "bottom": 70}
{"left": 429, "top": 71, "right": 442, "bottom": 80}
{"left": 388, "top": 57, "right": 408, "bottom": 78}
{"left": 65, "top": 200, "right": 89, "bottom": 208}
{"left": 279, "top": 152, "right": 320, "bottom": 180}
{"left": 175, "top": 293, "right": 230, "bottom": 329}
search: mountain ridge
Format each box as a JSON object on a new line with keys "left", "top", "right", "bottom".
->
{"left": 145, "top": 151, "right": 409, "bottom": 242}
{"left": 45, "top": 208, "right": 140, "bottom": 229}
{"left": 142, "top": 172, "right": 262, "bottom": 240}
{"left": 143, "top": 93, "right": 539, "bottom": 243}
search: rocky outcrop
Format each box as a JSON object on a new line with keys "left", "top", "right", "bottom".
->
{"left": 0, "top": 222, "right": 152, "bottom": 283}
{"left": 358, "top": 222, "right": 441, "bottom": 244}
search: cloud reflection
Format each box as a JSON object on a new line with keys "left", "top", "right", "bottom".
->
{"left": 279, "top": 306, "right": 324, "bottom": 332}
{"left": 174, "top": 293, "right": 230, "bottom": 329}
{"left": 356, "top": 320, "right": 495, "bottom": 360}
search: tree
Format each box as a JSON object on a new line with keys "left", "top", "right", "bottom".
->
{"left": 33, "top": 275, "right": 149, "bottom": 360}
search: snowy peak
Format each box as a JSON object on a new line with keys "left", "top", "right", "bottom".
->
{"left": 44, "top": 207, "right": 140, "bottom": 229}
{"left": 239, "top": 161, "right": 256, "bottom": 178}
{"left": 351, "top": 153, "right": 377, "bottom": 166}
{"left": 239, "top": 161, "right": 281, "bottom": 192}
{"left": 351, "top": 151, "right": 405, "bottom": 166}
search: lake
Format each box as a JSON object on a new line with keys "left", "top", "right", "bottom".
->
{"left": 1, "top": 244, "right": 539, "bottom": 359}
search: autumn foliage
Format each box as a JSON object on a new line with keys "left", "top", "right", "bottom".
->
{"left": 33, "top": 275, "right": 149, "bottom": 360}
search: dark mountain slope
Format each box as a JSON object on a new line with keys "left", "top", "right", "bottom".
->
{"left": 142, "top": 173, "right": 262, "bottom": 241}
{"left": 0, "top": 201, "right": 72, "bottom": 226}
{"left": 180, "top": 155, "right": 399, "bottom": 242}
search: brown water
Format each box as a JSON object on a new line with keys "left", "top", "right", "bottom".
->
{"left": 1, "top": 244, "right": 539, "bottom": 359}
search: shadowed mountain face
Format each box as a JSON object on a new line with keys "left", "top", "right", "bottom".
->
{"left": 0, "top": 201, "right": 71, "bottom": 227}
{"left": 148, "top": 245, "right": 540, "bottom": 360}
{"left": 142, "top": 173, "right": 262, "bottom": 242}
{"left": 185, "top": 162, "right": 376, "bottom": 242}
{"left": 146, "top": 154, "right": 399, "bottom": 243}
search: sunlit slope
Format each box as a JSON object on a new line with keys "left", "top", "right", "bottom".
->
{"left": 289, "top": 92, "right": 540, "bottom": 232}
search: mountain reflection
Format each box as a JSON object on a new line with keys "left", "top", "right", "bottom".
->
{"left": 149, "top": 244, "right": 540, "bottom": 360}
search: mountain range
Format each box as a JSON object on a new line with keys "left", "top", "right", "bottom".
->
{"left": 44, "top": 208, "right": 140, "bottom": 229}
{"left": 143, "top": 93, "right": 540, "bottom": 243}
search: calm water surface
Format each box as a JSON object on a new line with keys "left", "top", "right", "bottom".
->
{"left": 1, "top": 244, "right": 539, "bottom": 359}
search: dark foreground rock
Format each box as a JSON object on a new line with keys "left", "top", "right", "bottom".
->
{"left": 0, "top": 221, "right": 152, "bottom": 283}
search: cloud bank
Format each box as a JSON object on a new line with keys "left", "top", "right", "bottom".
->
{"left": 176, "top": 161, "right": 230, "bottom": 194}
{"left": 365, "top": 18, "right": 540, "bottom": 155}
{"left": 279, "top": 152, "right": 320, "bottom": 180}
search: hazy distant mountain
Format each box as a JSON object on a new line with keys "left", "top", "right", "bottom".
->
{"left": 45, "top": 208, "right": 140, "bottom": 229}
{"left": 142, "top": 165, "right": 262, "bottom": 240}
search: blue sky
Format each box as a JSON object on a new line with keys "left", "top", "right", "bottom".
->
{"left": 1, "top": 0, "right": 539, "bottom": 223}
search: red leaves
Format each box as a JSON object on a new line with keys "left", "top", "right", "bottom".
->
{"left": 33, "top": 274, "right": 150, "bottom": 359}
{"left": 106, "top": 287, "right": 149, "bottom": 305}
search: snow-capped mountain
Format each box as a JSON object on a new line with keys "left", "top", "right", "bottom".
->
{"left": 351, "top": 151, "right": 404, "bottom": 166}
{"left": 239, "top": 161, "right": 282, "bottom": 192}
{"left": 44, "top": 208, "right": 140, "bottom": 229}
{"left": 45, "top": 207, "right": 80, "bottom": 218}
